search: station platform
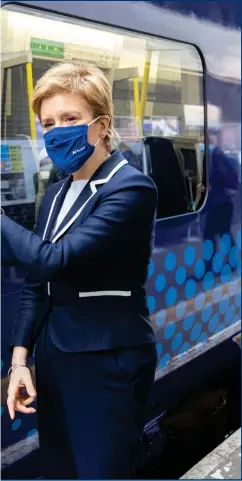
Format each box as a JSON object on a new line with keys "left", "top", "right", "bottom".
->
{"left": 181, "top": 428, "right": 241, "bottom": 479}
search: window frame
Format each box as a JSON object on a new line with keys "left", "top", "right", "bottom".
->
{"left": 1, "top": 1, "right": 209, "bottom": 219}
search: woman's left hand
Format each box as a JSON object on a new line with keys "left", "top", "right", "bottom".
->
{"left": 7, "top": 366, "right": 37, "bottom": 420}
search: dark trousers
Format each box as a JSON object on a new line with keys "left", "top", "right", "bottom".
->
{"left": 35, "top": 324, "right": 157, "bottom": 479}
{"left": 203, "top": 200, "right": 234, "bottom": 270}
{"left": 204, "top": 200, "right": 234, "bottom": 241}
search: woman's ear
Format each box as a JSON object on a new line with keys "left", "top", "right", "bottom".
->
{"left": 100, "top": 115, "right": 110, "bottom": 139}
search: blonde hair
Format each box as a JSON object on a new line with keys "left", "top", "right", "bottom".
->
{"left": 32, "top": 62, "right": 114, "bottom": 152}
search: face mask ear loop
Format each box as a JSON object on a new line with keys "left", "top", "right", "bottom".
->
{"left": 87, "top": 117, "right": 101, "bottom": 148}
{"left": 94, "top": 137, "right": 100, "bottom": 147}
{"left": 88, "top": 116, "right": 101, "bottom": 127}
{"left": 88, "top": 116, "right": 111, "bottom": 145}
{"left": 106, "top": 128, "right": 114, "bottom": 138}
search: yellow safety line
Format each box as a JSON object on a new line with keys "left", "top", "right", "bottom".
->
{"left": 26, "top": 62, "right": 37, "bottom": 140}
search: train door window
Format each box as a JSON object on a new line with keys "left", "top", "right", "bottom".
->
{"left": 1, "top": 54, "right": 38, "bottom": 229}
{"left": 142, "top": 42, "right": 205, "bottom": 219}
{"left": 1, "top": 5, "right": 205, "bottom": 226}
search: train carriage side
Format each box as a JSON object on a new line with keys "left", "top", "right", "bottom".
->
{"left": 1, "top": 1, "right": 241, "bottom": 477}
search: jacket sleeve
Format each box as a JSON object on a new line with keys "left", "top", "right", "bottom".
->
{"left": 1, "top": 179, "right": 157, "bottom": 284}
{"left": 10, "top": 274, "right": 48, "bottom": 353}
{"left": 9, "top": 193, "right": 51, "bottom": 353}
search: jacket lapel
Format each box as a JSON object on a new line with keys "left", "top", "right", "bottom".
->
{"left": 51, "top": 180, "right": 95, "bottom": 241}
{"left": 42, "top": 175, "right": 72, "bottom": 240}
{"left": 51, "top": 151, "right": 128, "bottom": 243}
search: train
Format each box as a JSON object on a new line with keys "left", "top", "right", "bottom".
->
{"left": 1, "top": 0, "right": 241, "bottom": 478}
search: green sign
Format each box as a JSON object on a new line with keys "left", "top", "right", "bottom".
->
{"left": 31, "top": 38, "right": 64, "bottom": 59}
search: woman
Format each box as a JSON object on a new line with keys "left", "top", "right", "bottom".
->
{"left": 2, "top": 63, "right": 158, "bottom": 479}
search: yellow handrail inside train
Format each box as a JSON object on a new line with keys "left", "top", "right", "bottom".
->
{"left": 26, "top": 61, "right": 37, "bottom": 140}
{"left": 133, "top": 76, "right": 142, "bottom": 137}
{"left": 140, "top": 50, "right": 151, "bottom": 120}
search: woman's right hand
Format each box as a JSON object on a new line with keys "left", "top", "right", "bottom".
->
{"left": 7, "top": 366, "right": 37, "bottom": 420}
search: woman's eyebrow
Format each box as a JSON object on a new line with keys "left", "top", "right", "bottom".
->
{"left": 41, "top": 117, "right": 53, "bottom": 125}
{"left": 59, "top": 110, "right": 81, "bottom": 118}
{"left": 41, "top": 111, "right": 82, "bottom": 125}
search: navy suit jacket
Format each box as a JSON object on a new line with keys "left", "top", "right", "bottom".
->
{"left": 2, "top": 150, "right": 157, "bottom": 353}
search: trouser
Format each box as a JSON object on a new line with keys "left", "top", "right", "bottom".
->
{"left": 203, "top": 201, "right": 234, "bottom": 269}
{"left": 35, "top": 324, "right": 157, "bottom": 479}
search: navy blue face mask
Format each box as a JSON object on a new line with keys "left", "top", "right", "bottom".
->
{"left": 44, "top": 117, "right": 101, "bottom": 174}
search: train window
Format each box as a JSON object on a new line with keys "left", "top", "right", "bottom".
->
{"left": 1, "top": 6, "right": 205, "bottom": 224}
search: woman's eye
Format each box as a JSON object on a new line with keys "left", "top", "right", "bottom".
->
{"left": 66, "top": 117, "right": 76, "bottom": 123}
{"left": 43, "top": 122, "right": 54, "bottom": 130}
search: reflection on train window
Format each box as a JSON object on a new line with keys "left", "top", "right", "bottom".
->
{"left": 1, "top": 6, "right": 205, "bottom": 225}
